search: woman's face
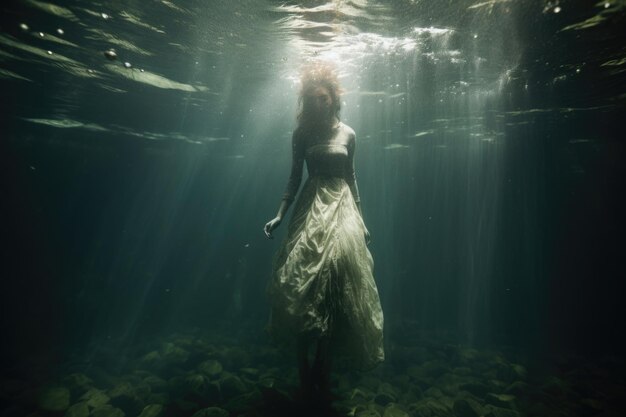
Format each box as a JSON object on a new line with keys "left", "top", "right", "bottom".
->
{"left": 311, "top": 86, "right": 332, "bottom": 111}
{"left": 307, "top": 86, "right": 333, "bottom": 118}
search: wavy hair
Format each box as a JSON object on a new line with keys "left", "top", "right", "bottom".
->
{"left": 297, "top": 62, "right": 342, "bottom": 128}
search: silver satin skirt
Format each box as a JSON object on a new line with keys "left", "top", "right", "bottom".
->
{"left": 266, "top": 175, "right": 384, "bottom": 370}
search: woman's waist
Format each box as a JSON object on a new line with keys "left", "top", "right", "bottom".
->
{"left": 306, "top": 168, "right": 347, "bottom": 179}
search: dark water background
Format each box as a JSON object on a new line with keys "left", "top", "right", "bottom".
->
{"left": 1, "top": 0, "right": 625, "bottom": 415}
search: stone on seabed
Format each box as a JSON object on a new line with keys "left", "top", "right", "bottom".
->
{"left": 199, "top": 359, "right": 223, "bottom": 376}
{"left": 91, "top": 404, "right": 125, "bottom": 417}
{"left": 383, "top": 404, "right": 410, "bottom": 417}
{"left": 80, "top": 388, "right": 110, "bottom": 408}
{"left": 64, "top": 401, "right": 89, "bottom": 417}
{"left": 38, "top": 386, "right": 70, "bottom": 411}
{"left": 190, "top": 407, "right": 229, "bottom": 417}
{"left": 137, "top": 404, "right": 163, "bottom": 417}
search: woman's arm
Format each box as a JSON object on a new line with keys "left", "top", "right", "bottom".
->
{"left": 264, "top": 130, "right": 304, "bottom": 238}
{"left": 345, "top": 131, "right": 362, "bottom": 215}
{"left": 278, "top": 129, "right": 304, "bottom": 218}
{"left": 345, "top": 131, "right": 370, "bottom": 244}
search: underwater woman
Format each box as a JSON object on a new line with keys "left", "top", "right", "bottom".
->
{"left": 263, "top": 62, "right": 385, "bottom": 408}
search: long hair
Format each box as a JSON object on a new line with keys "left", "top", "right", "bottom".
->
{"left": 296, "top": 62, "right": 342, "bottom": 129}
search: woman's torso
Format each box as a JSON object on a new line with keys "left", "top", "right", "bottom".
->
{"left": 301, "top": 122, "right": 352, "bottom": 178}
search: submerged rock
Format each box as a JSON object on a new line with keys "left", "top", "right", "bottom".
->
{"left": 239, "top": 368, "right": 259, "bottom": 379}
{"left": 374, "top": 382, "right": 398, "bottom": 406}
{"left": 137, "top": 404, "right": 163, "bottom": 417}
{"left": 190, "top": 407, "right": 229, "bottom": 417}
{"left": 485, "top": 393, "right": 516, "bottom": 408}
{"left": 350, "top": 387, "right": 374, "bottom": 401}
{"left": 64, "top": 401, "right": 89, "bottom": 417}
{"left": 219, "top": 373, "right": 248, "bottom": 398}
{"left": 140, "top": 351, "right": 162, "bottom": 365}
{"left": 222, "top": 390, "right": 262, "bottom": 413}
{"left": 356, "top": 409, "right": 380, "bottom": 417}
{"left": 108, "top": 382, "right": 144, "bottom": 415}
{"left": 160, "top": 343, "right": 190, "bottom": 365}
{"left": 458, "top": 348, "right": 480, "bottom": 364}
{"left": 198, "top": 360, "right": 223, "bottom": 377}
{"left": 459, "top": 381, "right": 489, "bottom": 397}
{"left": 146, "top": 392, "right": 169, "bottom": 405}
{"left": 257, "top": 377, "right": 275, "bottom": 389}
{"left": 452, "top": 367, "right": 473, "bottom": 376}
{"left": 421, "top": 360, "right": 449, "bottom": 378}
{"left": 358, "top": 375, "right": 381, "bottom": 391}
{"left": 62, "top": 373, "right": 93, "bottom": 397}
{"left": 504, "top": 381, "right": 528, "bottom": 396}
{"left": 495, "top": 364, "right": 520, "bottom": 383}
{"left": 423, "top": 386, "right": 444, "bottom": 398}
{"left": 407, "top": 399, "right": 453, "bottom": 417}
{"left": 143, "top": 376, "right": 167, "bottom": 392}
{"left": 382, "top": 404, "right": 410, "bottom": 417}
{"left": 80, "top": 388, "right": 110, "bottom": 408}
{"left": 482, "top": 404, "right": 520, "bottom": 417}
{"left": 407, "top": 365, "right": 422, "bottom": 379}
{"left": 38, "top": 386, "right": 70, "bottom": 411}
{"left": 452, "top": 399, "right": 479, "bottom": 417}
{"left": 91, "top": 404, "right": 125, "bottom": 417}
{"left": 181, "top": 373, "right": 220, "bottom": 402}
{"left": 173, "top": 398, "right": 198, "bottom": 411}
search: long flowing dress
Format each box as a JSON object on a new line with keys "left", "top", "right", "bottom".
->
{"left": 265, "top": 122, "right": 384, "bottom": 371}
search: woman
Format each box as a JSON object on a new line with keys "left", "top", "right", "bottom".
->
{"left": 263, "top": 63, "right": 384, "bottom": 406}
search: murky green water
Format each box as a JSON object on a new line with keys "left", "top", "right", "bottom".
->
{"left": 1, "top": 1, "right": 624, "bottom": 416}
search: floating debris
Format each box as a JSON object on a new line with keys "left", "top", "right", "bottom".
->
{"left": 384, "top": 143, "right": 409, "bottom": 150}
{"left": 86, "top": 29, "right": 153, "bottom": 56}
{"left": 410, "top": 130, "right": 434, "bottom": 138}
{"left": 105, "top": 63, "right": 209, "bottom": 92}
{"left": 20, "top": 23, "right": 29, "bottom": 31}
{"left": 24, "top": 0, "right": 78, "bottom": 21}
{"left": 56, "top": 28, "right": 64, "bottom": 35}
{"left": 38, "top": 32, "right": 45, "bottom": 37}
{"left": 123, "top": 61, "right": 132, "bottom": 68}
{"left": 0, "top": 68, "right": 32, "bottom": 82}
{"left": 103, "top": 49, "right": 117, "bottom": 60}
{"left": 101, "top": 12, "right": 109, "bottom": 19}
{"left": 22, "top": 117, "right": 108, "bottom": 132}
{"left": 119, "top": 10, "right": 165, "bottom": 34}
{"left": 47, "top": 50, "right": 52, "bottom": 55}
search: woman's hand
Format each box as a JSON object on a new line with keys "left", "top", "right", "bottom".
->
{"left": 264, "top": 217, "right": 282, "bottom": 239}
{"left": 364, "top": 226, "right": 371, "bottom": 245}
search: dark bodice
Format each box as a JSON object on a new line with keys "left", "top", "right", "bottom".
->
{"left": 282, "top": 122, "right": 360, "bottom": 203}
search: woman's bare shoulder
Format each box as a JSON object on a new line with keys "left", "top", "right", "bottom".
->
{"left": 340, "top": 122, "right": 356, "bottom": 139}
